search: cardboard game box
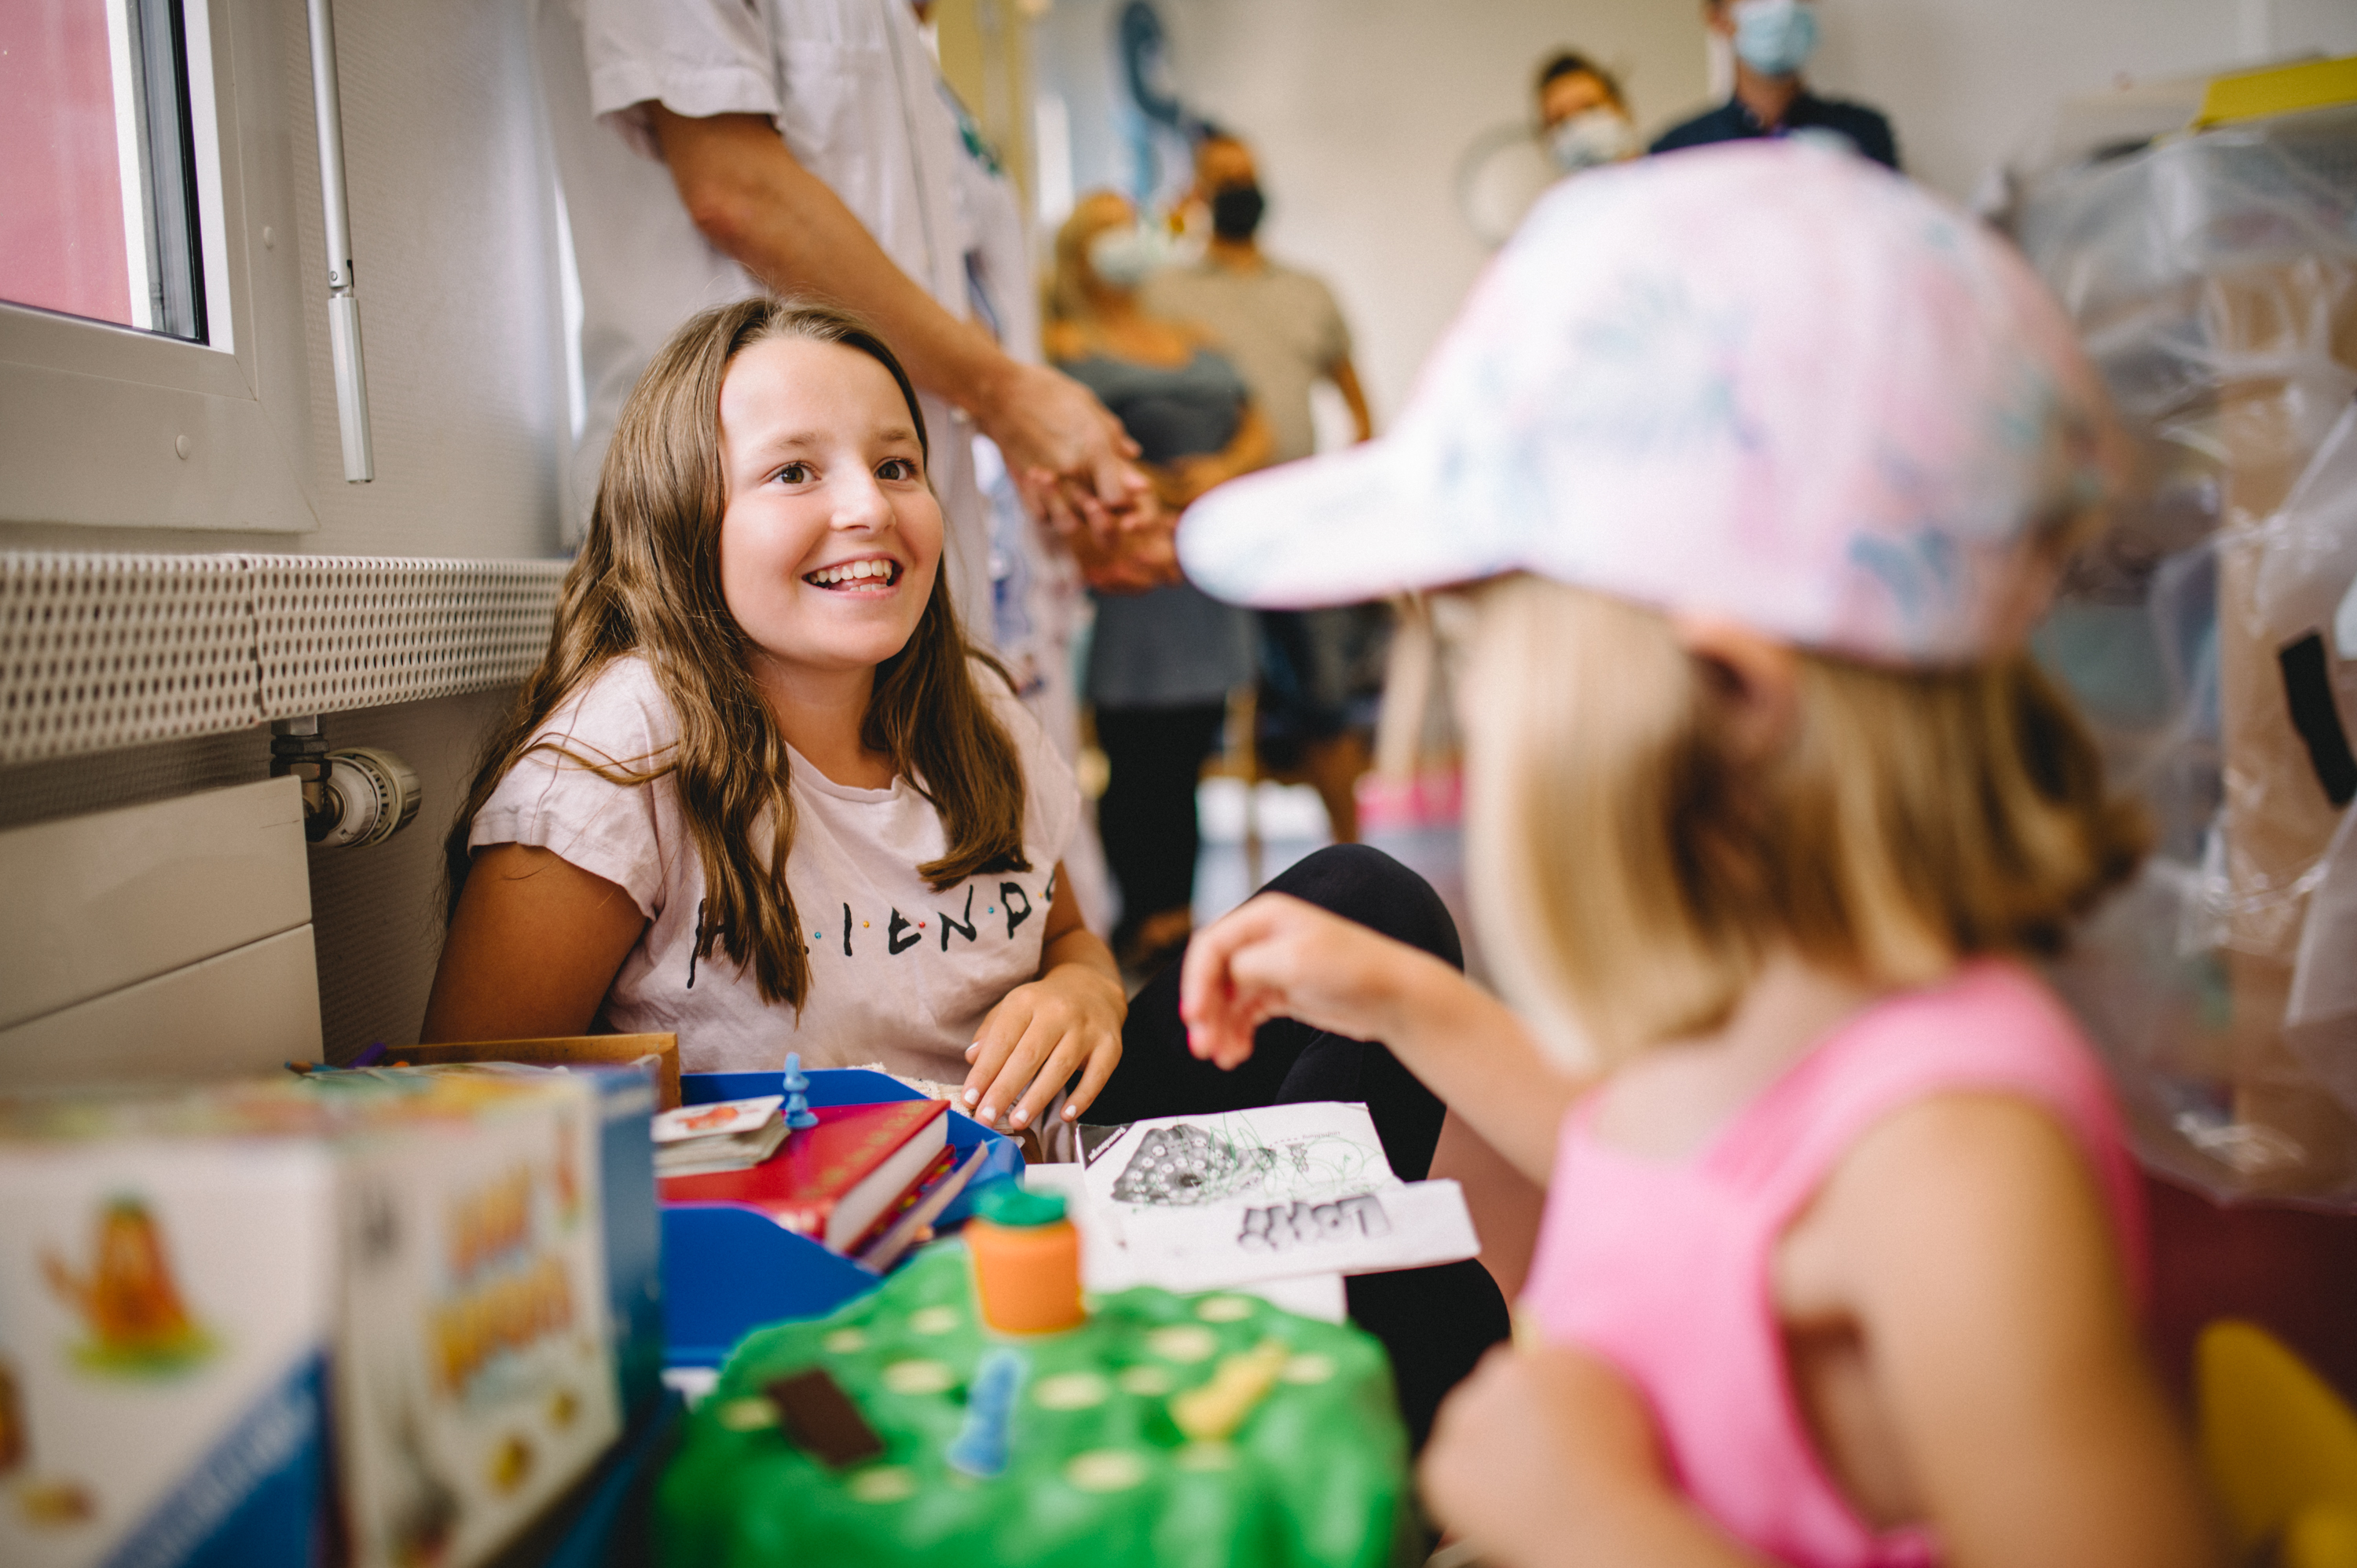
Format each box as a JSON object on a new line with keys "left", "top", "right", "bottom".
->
{"left": 0, "top": 1061, "right": 652, "bottom": 1568}
{"left": 0, "top": 1134, "right": 334, "bottom": 1568}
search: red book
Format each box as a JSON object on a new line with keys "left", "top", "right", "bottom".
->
{"left": 658, "top": 1100, "right": 949, "bottom": 1252}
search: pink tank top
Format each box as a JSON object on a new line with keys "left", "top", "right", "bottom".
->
{"left": 1520, "top": 961, "right": 2146, "bottom": 1568}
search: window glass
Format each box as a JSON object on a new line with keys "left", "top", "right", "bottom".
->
{"left": 0, "top": 0, "right": 206, "bottom": 341}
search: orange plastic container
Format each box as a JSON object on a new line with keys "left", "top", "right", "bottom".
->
{"left": 965, "top": 1185, "right": 1084, "bottom": 1335}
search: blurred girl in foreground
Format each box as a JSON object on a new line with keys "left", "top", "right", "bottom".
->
{"left": 1175, "top": 143, "right": 2220, "bottom": 1568}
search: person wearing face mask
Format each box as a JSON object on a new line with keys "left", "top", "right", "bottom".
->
{"left": 1534, "top": 51, "right": 1642, "bottom": 178}
{"left": 1142, "top": 131, "right": 1384, "bottom": 844}
{"left": 1047, "top": 191, "right": 1274, "bottom": 974}
{"left": 1145, "top": 133, "right": 1372, "bottom": 465}
{"left": 1650, "top": 0, "right": 1898, "bottom": 170}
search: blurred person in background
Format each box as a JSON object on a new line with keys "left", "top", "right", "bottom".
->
{"left": 1050, "top": 192, "right": 1274, "bottom": 975}
{"left": 1148, "top": 133, "right": 1373, "bottom": 458}
{"left": 1144, "top": 132, "right": 1386, "bottom": 841}
{"left": 1534, "top": 51, "right": 1641, "bottom": 178}
{"left": 1651, "top": 0, "right": 1899, "bottom": 170}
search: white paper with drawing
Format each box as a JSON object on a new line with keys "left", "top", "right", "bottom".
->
{"left": 1075, "top": 1101, "right": 1480, "bottom": 1291}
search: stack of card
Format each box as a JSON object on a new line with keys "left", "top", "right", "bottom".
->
{"left": 653, "top": 1095, "right": 788, "bottom": 1176}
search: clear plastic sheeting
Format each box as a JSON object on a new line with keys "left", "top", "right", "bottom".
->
{"left": 2016, "top": 104, "right": 2357, "bottom": 1206}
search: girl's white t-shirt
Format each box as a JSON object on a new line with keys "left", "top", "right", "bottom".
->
{"left": 470, "top": 654, "right": 1082, "bottom": 1078}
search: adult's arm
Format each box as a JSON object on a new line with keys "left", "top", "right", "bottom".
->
{"left": 649, "top": 106, "right": 1144, "bottom": 533}
{"left": 1160, "top": 405, "right": 1273, "bottom": 508}
{"left": 1327, "top": 355, "right": 1375, "bottom": 443}
{"left": 1860, "top": 108, "right": 1901, "bottom": 172}
{"left": 420, "top": 844, "right": 646, "bottom": 1042}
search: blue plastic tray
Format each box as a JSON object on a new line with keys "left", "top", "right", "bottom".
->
{"left": 661, "top": 1068, "right": 1021, "bottom": 1367}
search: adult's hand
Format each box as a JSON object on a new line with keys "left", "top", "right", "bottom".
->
{"left": 1158, "top": 454, "right": 1230, "bottom": 510}
{"left": 974, "top": 357, "right": 1148, "bottom": 540}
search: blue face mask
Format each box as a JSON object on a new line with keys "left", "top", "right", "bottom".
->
{"left": 1546, "top": 109, "right": 1640, "bottom": 175}
{"left": 1731, "top": 0, "right": 1819, "bottom": 79}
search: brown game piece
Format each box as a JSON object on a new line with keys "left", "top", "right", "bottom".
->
{"left": 765, "top": 1368, "right": 884, "bottom": 1467}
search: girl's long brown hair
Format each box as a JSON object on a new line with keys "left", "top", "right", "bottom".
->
{"left": 446, "top": 299, "right": 1029, "bottom": 1009}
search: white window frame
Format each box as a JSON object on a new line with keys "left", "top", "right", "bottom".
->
{"left": 103, "top": 0, "right": 159, "bottom": 335}
{"left": 0, "top": 0, "right": 317, "bottom": 534}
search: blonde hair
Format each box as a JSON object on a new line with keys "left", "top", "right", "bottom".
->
{"left": 1047, "top": 190, "right": 1132, "bottom": 325}
{"left": 447, "top": 299, "right": 1029, "bottom": 1011}
{"left": 1463, "top": 577, "right": 2148, "bottom": 1067}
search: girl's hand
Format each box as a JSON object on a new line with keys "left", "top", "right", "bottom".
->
{"left": 1182, "top": 888, "right": 1578, "bottom": 1184}
{"left": 1423, "top": 1344, "right": 1739, "bottom": 1568}
{"left": 962, "top": 959, "right": 1126, "bottom": 1135}
{"left": 1178, "top": 892, "right": 1445, "bottom": 1070}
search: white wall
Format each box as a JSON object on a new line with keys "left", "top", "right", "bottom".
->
{"left": 1098, "top": 0, "right": 1710, "bottom": 430}
{"left": 277, "top": 0, "right": 570, "bottom": 559}
{"left": 1804, "top": 0, "right": 2357, "bottom": 203}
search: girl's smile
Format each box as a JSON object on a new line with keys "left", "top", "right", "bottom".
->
{"left": 803, "top": 554, "right": 905, "bottom": 591}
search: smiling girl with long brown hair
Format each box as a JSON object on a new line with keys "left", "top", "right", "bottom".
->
{"left": 423, "top": 298, "right": 1126, "bottom": 1129}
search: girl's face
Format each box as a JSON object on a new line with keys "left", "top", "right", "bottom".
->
{"left": 716, "top": 335, "right": 942, "bottom": 691}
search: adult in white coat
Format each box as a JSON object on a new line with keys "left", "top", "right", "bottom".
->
{"left": 530, "top": 0, "right": 1150, "bottom": 638}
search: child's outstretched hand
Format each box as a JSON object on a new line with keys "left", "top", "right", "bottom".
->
{"left": 1178, "top": 892, "right": 1445, "bottom": 1070}
{"left": 1179, "top": 889, "right": 1578, "bottom": 1183}
{"left": 1422, "top": 1343, "right": 1741, "bottom": 1567}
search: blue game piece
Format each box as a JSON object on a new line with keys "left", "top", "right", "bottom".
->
{"left": 782, "top": 1051, "right": 818, "bottom": 1130}
{"left": 946, "top": 1350, "right": 1023, "bottom": 1478}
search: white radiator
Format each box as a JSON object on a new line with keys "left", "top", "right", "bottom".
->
{"left": 1, "top": 552, "right": 568, "bottom": 765}
{"left": 0, "top": 777, "right": 321, "bottom": 1089}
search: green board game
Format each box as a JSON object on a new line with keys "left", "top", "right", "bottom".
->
{"left": 658, "top": 1241, "right": 1413, "bottom": 1566}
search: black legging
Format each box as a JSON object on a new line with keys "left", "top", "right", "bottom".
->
{"left": 1090, "top": 842, "right": 1512, "bottom": 1451}
{"left": 1093, "top": 702, "right": 1227, "bottom": 947}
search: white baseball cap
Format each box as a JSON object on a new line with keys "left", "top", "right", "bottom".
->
{"left": 1176, "top": 141, "right": 2122, "bottom": 664}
